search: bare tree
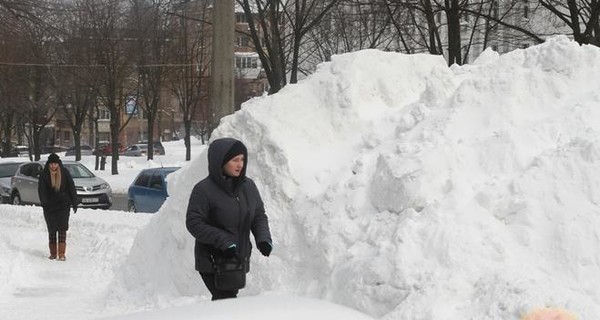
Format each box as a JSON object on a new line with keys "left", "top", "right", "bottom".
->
{"left": 281, "top": 0, "right": 340, "bottom": 83}
{"left": 54, "top": 3, "right": 99, "bottom": 161}
{"left": 167, "top": 0, "right": 211, "bottom": 161}
{"left": 17, "top": 8, "right": 61, "bottom": 161}
{"left": 0, "top": 11, "right": 24, "bottom": 156}
{"left": 80, "top": 0, "right": 136, "bottom": 174}
{"left": 237, "top": 0, "right": 288, "bottom": 94}
{"left": 306, "top": 0, "right": 398, "bottom": 71}
{"left": 540, "top": 0, "right": 600, "bottom": 46}
{"left": 130, "top": 0, "right": 171, "bottom": 159}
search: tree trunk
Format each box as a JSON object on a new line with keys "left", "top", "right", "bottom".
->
{"left": 423, "top": 0, "right": 440, "bottom": 54}
{"left": 32, "top": 127, "right": 42, "bottom": 161}
{"left": 184, "top": 119, "right": 192, "bottom": 161}
{"left": 110, "top": 119, "right": 119, "bottom": 175}
{"left": 446, "top": 0, "right": 462, "bottom": 65}
{"left": 1, "top": 114, "right": 14, "bottom": 158}
{"left": 147, "top": 113, "right": 156, "bottom": 160}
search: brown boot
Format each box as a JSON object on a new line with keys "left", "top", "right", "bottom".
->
{"left": 48, "top": 243, "right": 57, "bottom": 260}
{"left": 58, "top": 242, "right": 66, "bottom": 261}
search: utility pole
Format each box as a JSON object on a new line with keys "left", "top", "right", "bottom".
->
{"left": 208, "top": 0, "right": 235, "bottom": 137}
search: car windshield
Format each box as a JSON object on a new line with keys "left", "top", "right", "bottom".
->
{"left": 0, "top": 163, "right": 21, "bottom": 178}
{"left": 64, "top": 163, "right": 95, "bottom": 178}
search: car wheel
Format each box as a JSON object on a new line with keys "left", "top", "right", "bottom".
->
{"left": 12, "top": 192, "right": 21, "bottom": 206}
{"left": 127, "top": 200, "right": 137, "bottom": 213}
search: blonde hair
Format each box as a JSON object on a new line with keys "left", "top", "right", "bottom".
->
{"left": 522, "top": 307, "right": 577, "bottom": 320}
{"left": 50, "top": 166, "right": 62, "bottom": 192}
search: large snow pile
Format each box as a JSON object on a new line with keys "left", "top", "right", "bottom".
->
{"left": 110, "top": 36, "right": 600, "bottom": 319}
{"left": 102, "top": 296, "right": 374, "bottom": 320}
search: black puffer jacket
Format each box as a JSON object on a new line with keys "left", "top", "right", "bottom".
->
{"left": 186, "top": 138, "right": 272, "bottom": 273}
{"left": 38, "top": 159, "right": 77, "bottom": 231}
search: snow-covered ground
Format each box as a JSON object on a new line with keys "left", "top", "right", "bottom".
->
{"left": 0, "top": 36, "right": 598, "bottom": 319}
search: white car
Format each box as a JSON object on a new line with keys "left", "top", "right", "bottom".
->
{"left": 14, "top": 145, "right": 30, "bottom": 157}
{"left": 0, "top": 162, "right": 21, "bottom": 203}
{"left": 122, "top": 144, "right": 148, "bottom": 157}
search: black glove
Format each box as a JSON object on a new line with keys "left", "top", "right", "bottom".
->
{"left": 222, "top": 244, "right": 237, "bottom": 259}
{"left": 257, "top": 241, "right": 272, "bottom": 257}
{"left": 72, "top": 205, "right": 78, "bottom": 214}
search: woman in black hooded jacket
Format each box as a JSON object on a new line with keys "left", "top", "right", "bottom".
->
{"left": 186, "top": 138, "right": 273, "bottom": 300}
{"left": 38, "top": 153, "right": 78, "bottom": 261}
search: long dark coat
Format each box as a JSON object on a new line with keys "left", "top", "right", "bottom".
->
{"left": 38, "top": 159, "right": 77, "bottom": 232}
{"left": 186, "top": 138, "right": 272, "bottom": 273}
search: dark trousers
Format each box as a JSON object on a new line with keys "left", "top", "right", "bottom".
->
{"left": 48, "top": 230, "right": 67, "bottom": 244}
{"left": 200, "top": 272, "right": 238, "bottom": 301}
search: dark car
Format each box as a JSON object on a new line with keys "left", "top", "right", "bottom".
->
{"left": 0, "top": 162, "right": 21, "bottom": 203}
{"left": 10, "top": 160, "right": 113, "bottom": 209}
{"left": 14, "top": 145, "right": 30, "bottom": 157}
{"left": 65, "top": 145, "right": 94, "bottom": 157}
{"left": 153, "top": 141, "right": 165, "bottom": 155}
{"left": 127, "top": 167, "right": 179, "bottom": 213}
{"left": 41, "top": 145, "right": 69, "bottom": 154}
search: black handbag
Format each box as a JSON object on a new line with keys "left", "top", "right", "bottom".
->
{"left": 213, "top": 256, "right": 246, "bottom": 291}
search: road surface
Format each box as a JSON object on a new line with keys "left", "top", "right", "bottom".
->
{"left": 111, "top": 193, "right": 127, "bottom": 211}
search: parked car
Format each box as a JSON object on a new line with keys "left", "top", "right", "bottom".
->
{"left": 127, "top": 167, "right": 180, "bottom": 213}
{"left": 14, "top": 145, "right": 30, "bottom": 157}
{"left": 139, "top": 140, "right": 165, "bottom": 155}
{"left": 41, "top": 145, "right": 69, "bottom": 154}
{"left": 0, "top": 162, "right": 21, "bottom": 203}
{"left": 153, "top": 141, "right": 165, "bottom": 155}
{"left": 65, "top": 145, "right": 94, "bottom": 157}
{"left": 96, "top": 143, "right": 124, "bottom": 156}
{"left": 122, "top": 144, "right": 148, "bottom": 157}
{"left": 10, "top": 160, "right": 112, "bottom": 209}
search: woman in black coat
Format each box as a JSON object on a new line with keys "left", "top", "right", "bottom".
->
{"left": 186, "top": 138, "right": 273, "bottom": 300}
{"left": 38, "top": 153, "right": 78, "bottom": 261}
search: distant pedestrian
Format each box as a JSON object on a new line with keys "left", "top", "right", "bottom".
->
{"left": 186, "top": 138, "right": 273, "bottom": 300}
{"left": 38, "top": 153, "right": 78, "bottom": 261}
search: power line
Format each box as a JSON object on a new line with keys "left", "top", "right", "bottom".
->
{"left": 0, "top": 62, "right": 200, "bottom": 68}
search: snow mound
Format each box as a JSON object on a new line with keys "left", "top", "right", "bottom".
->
{"left": 111, "top": 36, "right": 600, "bottom": 319}
{"left": 100, "top": 295, "right": 374, "bottom": 320}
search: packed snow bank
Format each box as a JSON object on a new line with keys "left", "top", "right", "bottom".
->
{"left": 0, "top": 205, "right": 152, "bottom": 320}
{"left": 111, "top": 36, "right": 600, "bottom": 319}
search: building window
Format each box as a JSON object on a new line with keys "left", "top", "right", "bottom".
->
{"left": 492, "top": 0, "right": 499, "bottom": 19}
{"left": 236, "top": 12, "right": 248, "bottom": 24}
{"left": 63, "top": 131, "right": 70, "bottom": 143}
{"left": 522, "top": 43, "right": 529, "bottom": 49}
{"left": 98, "top": 108, "right": 110, "bottom": 120}
{"left": 491, "top": 44, "right": 498, "bottom": 52}
{"left": 236, "top": 56, "right": 258, "bottom": 69}
{"left": 236, "top": 36, "right": 250, "bottom": 47}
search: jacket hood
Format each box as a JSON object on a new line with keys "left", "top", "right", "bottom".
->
{"left": 208, "top": 138, "right": 248, "bottom": 190}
